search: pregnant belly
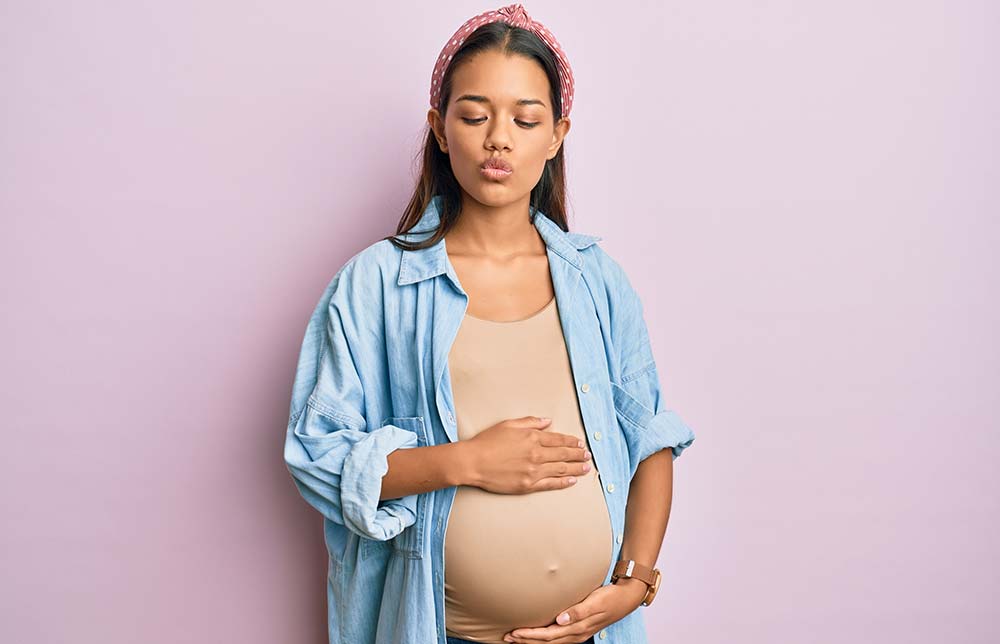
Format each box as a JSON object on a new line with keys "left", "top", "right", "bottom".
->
{"left": 444, "top": 467, "right": 613, "bottom": 643}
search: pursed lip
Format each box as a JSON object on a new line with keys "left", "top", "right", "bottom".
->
{"left": 480, "top": 157, "right": 513, "bottom": 172}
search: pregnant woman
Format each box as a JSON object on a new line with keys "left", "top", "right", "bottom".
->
{"left": 283, "top": 4, "right": 697, "bottom": 644}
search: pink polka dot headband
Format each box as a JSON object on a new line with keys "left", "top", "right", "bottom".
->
{"left": 429, "top": 3, "right": 575, "bottom": 117}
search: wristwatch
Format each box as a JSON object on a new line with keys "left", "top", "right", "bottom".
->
{"left": 611, "top": 559, "right": 662, "bottom": 607}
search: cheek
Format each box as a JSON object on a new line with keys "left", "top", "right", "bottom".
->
{"left": 522, "top": 132, "right": 553, "bottom": 160}
{"left": 446, "top": 133, "right": 480, "bottom": 164}
{"left": 521, "top": 140, "right": 553, "bottom": 173}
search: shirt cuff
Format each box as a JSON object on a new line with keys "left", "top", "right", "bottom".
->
{"left": 340, "top": 424, "right": 420, "bottom": 540}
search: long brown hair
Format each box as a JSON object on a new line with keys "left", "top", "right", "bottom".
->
{"left": 384, "top": 22, "right": 572, "bottom": 251}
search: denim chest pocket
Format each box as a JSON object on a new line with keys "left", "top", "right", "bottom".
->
{"left": 609, "top": 380, "right": 655, "bottom": 432}
{"left": 376, "top": 415, "right": 430, "bottom": 560}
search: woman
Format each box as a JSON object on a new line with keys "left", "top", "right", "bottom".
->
{"left": 284, "top": 5, "right": 696, "bottom": 644}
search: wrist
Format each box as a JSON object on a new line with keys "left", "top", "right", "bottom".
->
{"left": 612, "top": 577, "right": 649, "bottom": 605}
{"left": 449, "top": 441, "right": 479, "bottom": 487}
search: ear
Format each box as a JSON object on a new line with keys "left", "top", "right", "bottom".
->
{"left": 547, "top": 116, "right": 571, "bottom": 160}
{"left": 427, "top": 108, "right": 448, "bottom": 154}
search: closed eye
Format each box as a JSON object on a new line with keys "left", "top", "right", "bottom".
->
{"left": 462, "top": 117, "right": 540, "bottom": 129}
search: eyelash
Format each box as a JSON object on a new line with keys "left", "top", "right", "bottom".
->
{"left": 461, "top": 117, "right": 541, "bottom": 129}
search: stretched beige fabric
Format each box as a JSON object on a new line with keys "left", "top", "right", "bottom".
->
{"left": 444, "top": 295, "right": 613, "bottom": 643}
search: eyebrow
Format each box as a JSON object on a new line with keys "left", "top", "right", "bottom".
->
{"left": 454, "top": 94, "right": 547, "bottom": 108}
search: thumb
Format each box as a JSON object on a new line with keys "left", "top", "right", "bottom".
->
{"left": 555, "top": 600, "right": 585, "bottom": 625}
{"left": 555, "top": 587, "right": 605, "bottom": 625}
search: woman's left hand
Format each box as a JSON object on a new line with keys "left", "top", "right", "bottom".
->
{"left": 502, "top": 579, "right": 647, "bottom": 643}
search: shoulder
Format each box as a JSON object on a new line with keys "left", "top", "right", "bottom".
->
{"left": 560, "top": 227, "right": 629, "bottom": 286}
{"left": 314, "top": 238, "right": 403, "bottom": 318}
{"left": 579, "top": 239, "right": 656, "bottom": 378}
{"left": 579, "top": 237, "right": 641, "bottom": 305}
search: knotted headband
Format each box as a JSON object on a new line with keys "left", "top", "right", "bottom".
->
{"left": 429, "top": 3, "right": 575, "bottom": 117}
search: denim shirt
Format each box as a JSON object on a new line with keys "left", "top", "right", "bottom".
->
{"left": 284, "top": 195, "right": 696, "bottom": 644}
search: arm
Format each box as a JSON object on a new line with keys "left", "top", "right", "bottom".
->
{"left": 380, "top": 442, "right": 471, "bottom": 500}
{"left": 616, "top": 448, "right": 673, "bottom": 597}
{"left": 598, "top": 246, "right": 695, "bottom": 587}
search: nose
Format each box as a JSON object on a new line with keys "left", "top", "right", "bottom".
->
{"left": 484, "top": 117, "right": 513, "bottom": 152}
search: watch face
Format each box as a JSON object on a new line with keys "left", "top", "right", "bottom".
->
{"left": 644, "top": 570, "right": 661, "bottom": 606}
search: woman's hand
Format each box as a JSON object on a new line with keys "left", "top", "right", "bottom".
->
{"left": 462, "top": 416, "right": 592, "bottom": 494}
{"left": 502, "top": 580, "right": 647, "bottom": 643}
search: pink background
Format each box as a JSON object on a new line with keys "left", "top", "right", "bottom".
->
{"left": 2, "top": 2, "right": 996, "bottom": 642}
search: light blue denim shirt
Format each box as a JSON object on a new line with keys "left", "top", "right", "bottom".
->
{"left": 284, "top": 195, "right": 696, "bottom": 644}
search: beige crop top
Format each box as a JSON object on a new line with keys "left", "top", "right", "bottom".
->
{"left": 443, "top": 295, "right": 614, "bottom": 643}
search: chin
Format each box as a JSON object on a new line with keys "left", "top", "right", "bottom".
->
{"left": 465, "top": 187, "right": 524, "bottom": 209}
{"left": 462, "top": 176, "right": 536, "bottom": 205}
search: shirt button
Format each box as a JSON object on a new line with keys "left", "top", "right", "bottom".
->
{"left": 599, "top": 629, "right": 608, "bottom": 639}
{"left": 606, "top": 482, "right": 615, "bottom": 493}
{"left": 581, "top": 383, "right": 590, "bottom": 393}
{"left": 617, "top": 533, "right": 623, "bottom": 544}
{"left": 446, "top": 411, "right": 455, "bottom": 424}
{"left": 594, "top": 431, "right": 602, "bottom": 441}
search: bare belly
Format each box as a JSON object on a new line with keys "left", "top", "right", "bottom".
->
{"left": 444, "top": 464, "right": 613, "bottom": 643}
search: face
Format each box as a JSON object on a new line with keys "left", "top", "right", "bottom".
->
{"left": 427, "top": 49, "right": 571, "bottom": 208}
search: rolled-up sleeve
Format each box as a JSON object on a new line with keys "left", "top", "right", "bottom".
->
{"left": 613, "top": 362, "right": 696, "bottom": 472}
{"left": 283, "top": 261, "right": 420, "bottom": 541}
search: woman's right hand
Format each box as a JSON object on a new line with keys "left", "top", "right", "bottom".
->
{"left": 461, "top": 416, "right": 592, "bottom": 494}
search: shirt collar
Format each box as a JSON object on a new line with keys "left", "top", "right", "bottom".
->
{"left": 397, "top": 195, "right": 601, "bottom": 286}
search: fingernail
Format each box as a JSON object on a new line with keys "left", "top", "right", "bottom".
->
{"left": 558, "top": 612, "right": 570, "bottom": 624}
{"left": 583, "top": 463, "right": 591, "bottom": 471}
{"left": 578, "top": 439, "right": 584, "bottom": 447}
{"left": 567, "top": 476, "right": 577, "bottom": 483}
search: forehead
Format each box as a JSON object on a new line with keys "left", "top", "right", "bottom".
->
{"left": 448, "top": 50, "right": 550, "bottom": 106}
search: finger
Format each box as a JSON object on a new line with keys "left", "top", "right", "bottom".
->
{"left": 508, "top": 620, "right": 605, "bottom": 643}
{"left": 506, "top": 619, "right": 600, "bottom": 642}
{"left": 541, "top": 445, "right": 590, "bottom": 466}
{"left": 530, "top": 475, "right": 579, "bottom": 491}
{"left": 515, "top": 415, "right": 553, "bottom": 429}
{"left": 537, "top": 431, "right": 586, "bottom": 451}
{"left": 508, "top": 586, "right": 615, "bottom": 642}
{"left": 506, "top": 627, "right": 571, "bottom": 643}
{"left": 538, "top": 459, "right": 591, "bottom": 482}
{"left": 506, "top": 597, "right": 611, "bottom": 642}
{"left": 507, "top": 634, "right": 584, "bottom": 644}
{"left": 509, "top": 603, "right": 603, "bottom": 640}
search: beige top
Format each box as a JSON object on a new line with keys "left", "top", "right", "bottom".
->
{"left": 444, "top": 295, "right": 614, "bottom": 643}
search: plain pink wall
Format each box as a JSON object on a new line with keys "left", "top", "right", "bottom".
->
{"left": 2, "top": 1, "right": 996, "bottom": 642}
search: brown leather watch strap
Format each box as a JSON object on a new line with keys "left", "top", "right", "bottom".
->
{"left": 611, "top": 559, "right": 662, "bottom": 606}
{"left": 611, "top": 559, "right": 656, "bottom": 586}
